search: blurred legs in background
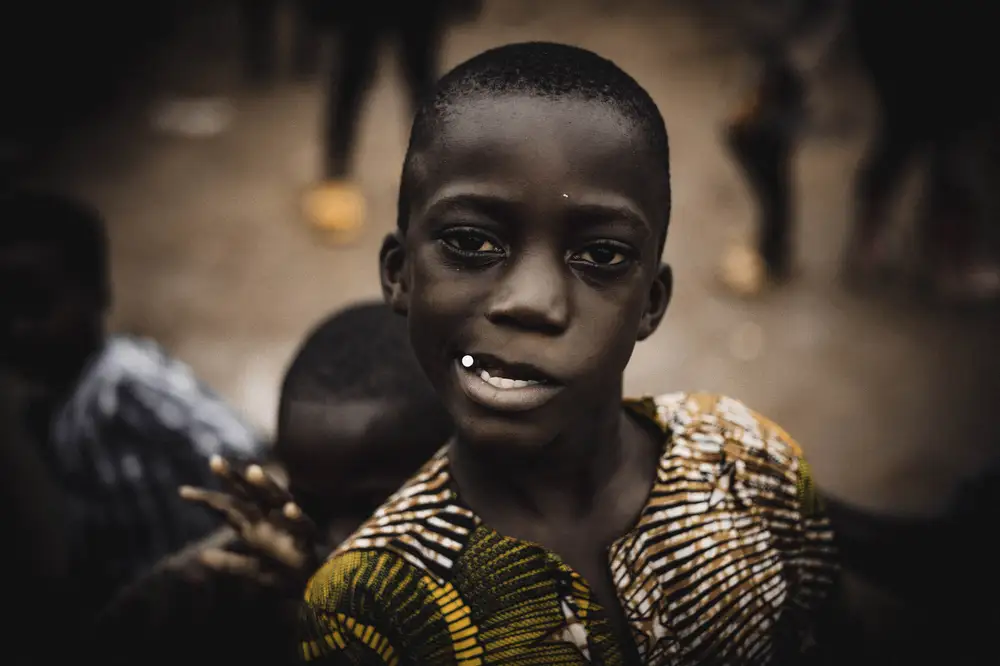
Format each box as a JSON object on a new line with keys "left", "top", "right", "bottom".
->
{"left": 302, "top": 3, "right": 449, "bottom": 246}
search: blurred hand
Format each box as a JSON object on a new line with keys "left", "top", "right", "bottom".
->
{"left": 179, "top": 456, "right": 320, "bottom": 596}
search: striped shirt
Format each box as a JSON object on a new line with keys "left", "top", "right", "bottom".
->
{"left": 46, "top": 335, "right": 266, "bottom": 608}
{"left": 300, "top": 392, "right": 839, "bottom": 665}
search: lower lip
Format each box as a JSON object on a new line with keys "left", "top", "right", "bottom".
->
{"left": 454, "top": 360, "right": 564, "bottom": 413}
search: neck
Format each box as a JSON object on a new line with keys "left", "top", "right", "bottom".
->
{"left": 450, "top": 397, "right": 630, "bottom": 523}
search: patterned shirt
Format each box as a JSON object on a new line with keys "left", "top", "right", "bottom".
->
{"left": 46, "top": 335, "right": 266, "bottom": 607}
{"left": 299, "top": 392, "right": 839, "bottom": 665}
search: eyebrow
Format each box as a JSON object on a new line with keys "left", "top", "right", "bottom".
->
{"left": 566, "top": 200, "right": 652, "bottom": 239}
{"left": 423, "top": 192, "right": 520, "bottom": 224}
{"left": 422, "top": 188, "right": 653, "bottom": 238}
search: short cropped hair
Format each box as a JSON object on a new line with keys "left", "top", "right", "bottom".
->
{"left": 278, "top": 302, "right": 451, "bottom": 446}
{"left": 398, "top": 42, "right": 671, "bottom": 249}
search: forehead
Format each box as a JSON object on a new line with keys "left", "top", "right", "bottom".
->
{"left": 413, "top": 95, "right": 666, "bottom": 224}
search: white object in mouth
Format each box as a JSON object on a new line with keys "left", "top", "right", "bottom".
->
{"left": 477, "top": 368, "right": 541, "bottom": 390}
{"left": 454, "top": 358, "right": 562, "bottom": 413}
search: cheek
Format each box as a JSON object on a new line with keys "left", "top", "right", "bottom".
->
{"left": 411, "top": 244, "right": 488, "bottom": 307}
{"left": 407, "top": 249, "right": 483, "bottom": 372}
{"left": 573, "top": 287, "right": 647, "bottom": 370}
{"left": 407, "top": 310, "right": 453, "bottom": 393}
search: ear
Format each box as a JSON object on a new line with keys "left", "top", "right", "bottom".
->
{"left": 379, "top": 232, "right": 410, "bottom": 315}
{"left": 636, "top": 263, "right": 672, "bottom": 341}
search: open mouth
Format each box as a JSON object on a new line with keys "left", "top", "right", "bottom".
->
{"left": 454, "top": 352, "right": 564, "bottom": 413}
{"left": 458, "top": 352, "right": 557, "bottom": 390}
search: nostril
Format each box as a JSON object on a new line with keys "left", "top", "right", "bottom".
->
{"left": 485, "top": 309, "right": 566, "bottom": 336}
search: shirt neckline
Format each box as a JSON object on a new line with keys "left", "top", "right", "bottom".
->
{"left": 440, "top": 397, "right": 672, "bottom": 585}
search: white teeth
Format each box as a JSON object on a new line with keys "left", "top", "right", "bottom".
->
{"left": 477, "top": 368, "right": 539, "bottom": 390}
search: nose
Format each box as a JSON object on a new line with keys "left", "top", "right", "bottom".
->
{"left": 485, "top": 249, "right": 570, "bottom": 335}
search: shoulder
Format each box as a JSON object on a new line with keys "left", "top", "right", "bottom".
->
{"left": 638, "top": 391, "right": 820, "bottom": 513}
{"left": 649, "top": 391, "right": 802, "bottom": 457}
{"left": 301, "top": 541, "right": 471, "bottom": 663}
{"left": 83, "top": 336, "right": 264, "bottom": 459}
{"left": 332, "top": 450, "right": 478, "bottom": 579}
{"left": 63, "top": 336, "right": 190, "bottom": 422}
{"left": 85, "top": 336, "right": 182, "bottom": 391}
{"left": 304, "top": 548, "right": 430, "bottom": 616}
{"left": 301, "top": 450, "right": 480, "bottom": 659}
{"left": 630, "top": 393, "right": 839, "bottom": 652}
{"left": 51, "top": 337, "right": 145, "bottom": 445}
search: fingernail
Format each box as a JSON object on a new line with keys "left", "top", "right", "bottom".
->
{"left": 246, "top": 465, "right": 265, "bottom": 483}
{"left": 283, "top": 502, "right": 302, "bottom": 519}
{"left": 210, "top": 455, "right": 226, "bottom": 472}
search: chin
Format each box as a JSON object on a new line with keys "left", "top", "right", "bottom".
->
{"left": 440, "top": 360, "right": 573, "bottom": 452}
{"left": 451, "top": 408, "right": 561, "bottom": 459}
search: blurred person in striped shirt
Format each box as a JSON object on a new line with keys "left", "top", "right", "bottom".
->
{"left": 0, "top": 189, "right": 267, "bottom": 625}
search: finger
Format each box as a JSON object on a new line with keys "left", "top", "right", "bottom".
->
{"left": 209, "top": 455, "right": 258, "bottom": 502}
{"left": 246, "top": 464, "right": 295, "bottom": 507}
{"left": 209, "top": 454, "right": 229, "bottom": 476}
{"left": 236, "top": 519, "right": 316, "bottom": 572}
{"left": 163, "top": 549, "right": 212, "bottom": 584}
{"left": 282, "top": 501, "right": 320, "bottom": 541}
{"left": 198, "top": 549, "right": 280, "bottom": 587}
{"left": 282, "top": 501, "right": 302, "bottom": 520}
{"left": 215, "top": 501, "right": 318, "bottom": 572}
{"left": 179, "top": 486, "right": 256, "bottom": 531}
{"left": 214, "top": 458, "right": 288, "bottom": 515}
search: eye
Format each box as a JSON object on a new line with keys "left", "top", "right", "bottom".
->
{"left": 439, "top": 228, "right": 505, "bottom": 257}
{"left": 570, "top": 243, "right": 631, "bottom": 268}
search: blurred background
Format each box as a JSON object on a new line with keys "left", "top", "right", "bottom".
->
{"left": 2, "top": 0, "right": 998, "bottom": 661}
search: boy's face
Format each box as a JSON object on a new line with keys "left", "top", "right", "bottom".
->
{"left": 280, "top": 400, "right": 438, "bottom": 548}
{"left": 0, "top": 243, "right": 103, "bottom": 384}
{"left": 381, "top": 94, "right": 672, "bottom": 452}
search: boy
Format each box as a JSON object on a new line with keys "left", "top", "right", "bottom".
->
{"left": 299, "top": 42, "right": 839, "bottom": 665}
{"left": 87, "top": 302, "right": 452, "bottom": 665}
{"left": 0, "top": 190, "right": 266, "bottom": 619}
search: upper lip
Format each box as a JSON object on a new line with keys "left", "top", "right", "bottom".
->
{"left": 462, "top": 351, "right": 562, "bottom": 385}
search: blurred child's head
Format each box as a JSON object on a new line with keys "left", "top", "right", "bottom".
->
{"left": 275, "top": 301, "right": 452, "bottom": 547}
{"left": 0, "top": 190, "right": 109, "bottom": 386}
{"left": 381, "top": 42, "right": 673, "bottom": 454}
